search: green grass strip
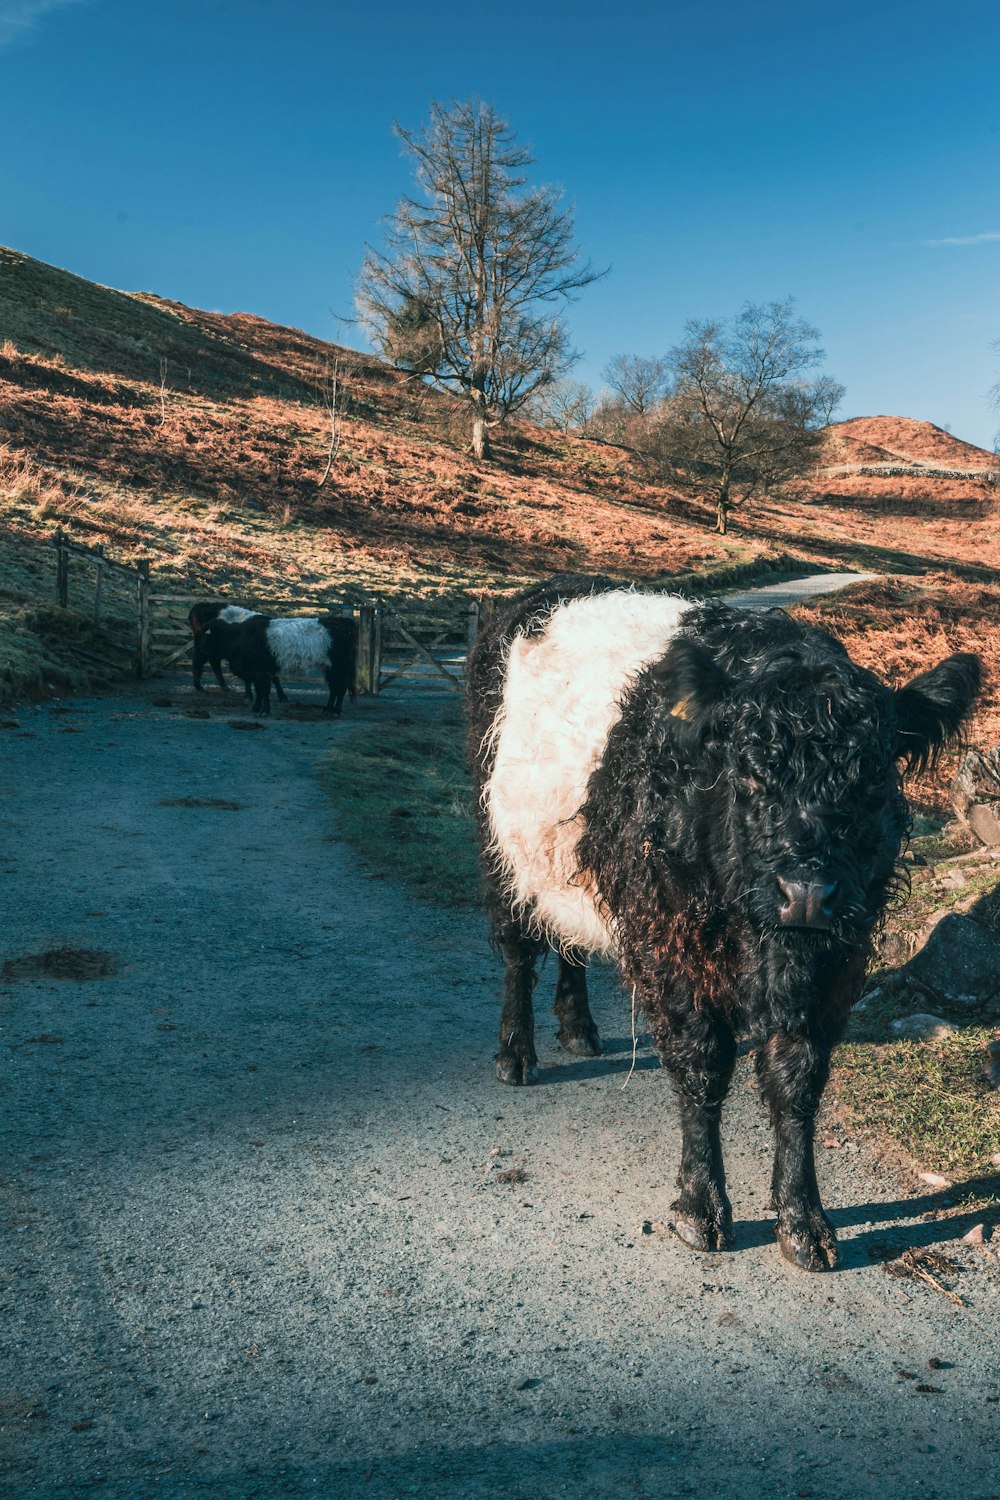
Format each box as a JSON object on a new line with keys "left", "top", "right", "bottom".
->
{"left": 321, "top": 702, "right": 480, "bottom": 907}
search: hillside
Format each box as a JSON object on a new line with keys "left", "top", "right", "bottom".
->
{"left": 0, "top": 243, "right": 748, "bottom": 600}
{"left": 1, "top": 243, "right": 998, "bottom": 780}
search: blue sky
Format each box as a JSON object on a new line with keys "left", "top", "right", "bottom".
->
{"left": 3, "top": 0, "right": 999, "bottom": 446}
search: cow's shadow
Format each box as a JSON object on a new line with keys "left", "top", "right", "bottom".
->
{"left": 732, "top": 1175, "right": 1000, "bottom": 1267}
{"left": 535, "top": 1033, "right": 660, "bottom": 1084}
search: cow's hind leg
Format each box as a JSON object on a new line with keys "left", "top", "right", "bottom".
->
{"left": 274, "top": 674, "right": 288, "bottom": 703}
{"left": 756, "top": 1033, "right": 838, "bottom": 1272}
{"left": 495, "top": 913, "right": 544, "bottom": 1086}
{"left": 650, "top": 986, "right": 736, "bottom": 1252}
{"left": 554, "top": 951, "right": 600, "bottom": 1057}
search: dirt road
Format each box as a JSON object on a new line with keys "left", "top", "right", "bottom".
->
{"left": 1, "top": 576, "right": 998, "bottom": 1499}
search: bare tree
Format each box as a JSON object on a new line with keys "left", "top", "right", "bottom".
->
{"left": 658, "top": 301, "right": 844, "bottom": 534}
{"left": 357, "top": 99, "right": 603, "bottom": 460}
{"left": 317, "top": 354, "right": 351, "bottom": 488}
{"left": 528, "top": 378, "right": 596, "bottom": 433}
{"left": 157, "top": 356, "right": 169, "bottom": 426}
{"left": 602, "top": 353, "right": 670, "bottom": 416}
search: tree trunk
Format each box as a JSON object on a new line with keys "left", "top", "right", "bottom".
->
{"left": 472, "top": 414, "right": 491, "bottom": 460}
{"left": 715, "top": 470, "right": 731, "bottom": 534}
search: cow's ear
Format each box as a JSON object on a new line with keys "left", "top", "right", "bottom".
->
{"left": 893, "top": 652, "right": 982, "bottom": 774}
{"left": 650, "top": 637, "right": 731, "bottom": 730}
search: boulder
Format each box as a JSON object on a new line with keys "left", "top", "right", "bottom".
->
{"left": 890, "top": 1014, "right": 955, "bottom": 1042}
{"left": 951, "top": 748, "right": 1000, "bottom": 845}
{"left": 899, "top": 914, "right": 1000, "bottom": 1008}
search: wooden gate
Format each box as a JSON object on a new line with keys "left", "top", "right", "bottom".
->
{"left": 377, "top": 602, "right": 480, "bottom": 694}
{"left": 146, "top": 593, "right": 382, "bottom": 694}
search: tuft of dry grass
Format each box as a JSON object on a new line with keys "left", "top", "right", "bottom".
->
{"left": 3, "top": 947, "right": 117, "bottom": 982}
{"left": 159, "top": 797, "right": 245, "bottom": 810}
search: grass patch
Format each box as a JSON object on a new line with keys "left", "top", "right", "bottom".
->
{"left": 834, "top": 1029, "right": 1000, "bottom": 1178}
{"left": 321, "top": 702, "right": 479, "bottom": 906}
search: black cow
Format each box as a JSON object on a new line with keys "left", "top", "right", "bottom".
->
{"left": 204, "top": 613, "right": 358, "bottom": 716}
{"left": 187, "top": 602, "right": 287, "bottom": 703}
{"left": 466, "top": 576, "right": 981, "bottom": 1271}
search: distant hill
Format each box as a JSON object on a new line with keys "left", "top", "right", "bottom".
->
{"left": 822, "top": 416, "right": 996, "bottom": 474}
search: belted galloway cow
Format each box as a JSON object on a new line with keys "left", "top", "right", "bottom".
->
{"left": 467, "top": 576, "right": 981, "bottom": 1271}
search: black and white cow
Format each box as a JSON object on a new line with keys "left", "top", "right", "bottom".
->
{"left": 204, "top": 612, "right": 358, "bottom": 716}
{"left": 187, "top": 602, "right": 287, "bottom": 703}
{"left": 467, "top": 576, "right": 981, "bottom": 1271}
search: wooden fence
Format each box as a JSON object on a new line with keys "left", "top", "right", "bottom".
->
{"left": 51, "top": 528, "right": 152, "bottom": 675}
{"left": 49, "top": 530, "right": 485, "bottom": 693}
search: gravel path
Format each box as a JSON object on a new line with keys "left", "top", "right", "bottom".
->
{"left": 1, "top": 573, "right": 997, "bottom": 1499}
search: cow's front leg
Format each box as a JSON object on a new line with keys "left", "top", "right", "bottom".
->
{"left": 651, "top": 989, "right": 736, "bottom": 1252}
{"left": 554, "top": 951, "right": 600, "bottom": 1057}
{"left": 756, "top": 1032, "right": 837, "bottom": 1271}
{"left": 495, "top": 915, "right": 544, "bottom": 1086}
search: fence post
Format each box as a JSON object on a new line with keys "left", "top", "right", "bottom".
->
{"left": 93, "top": 544, "right": 105, "bottom": 625}
{"left": 465, "top": 601, "right": 480, "bottom": 658}
{"left": 54, "top": 528, "right": 69, "bottom": 607}
{"left": 356, "top": 606, "right": 374, "bottom": 695}
{"left": 371, "top": 604, "right": 383, "bottom": 696}
{"left": 136, "top": 559, "right": 151, "bottom": 677}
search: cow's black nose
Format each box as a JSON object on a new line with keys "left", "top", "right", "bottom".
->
{"left": 776, "top": 878, "right": 839, "bottom": 929}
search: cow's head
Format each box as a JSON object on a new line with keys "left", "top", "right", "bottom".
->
{"left": 658, "top": 633, "right": 981, "bottom": 941}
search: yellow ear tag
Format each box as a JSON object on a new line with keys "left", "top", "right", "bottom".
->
{"left": 671, "top": 694, "right": 695, "bottom": 721}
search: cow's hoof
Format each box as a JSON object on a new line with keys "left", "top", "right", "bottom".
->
{"left": 556, "top": 1020, "right": 601, "bottom": 1057}
{"left": 671, "top": 1200, "right": 733, "bottom": 1252}
{"left": 776, "top": 1213, "right": 839, "bottom": 1272}
{"left": 496, "top": 1050, "right": 538, "bottom": 1086}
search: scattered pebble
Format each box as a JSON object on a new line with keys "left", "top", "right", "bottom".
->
{"left": 962, "top": 1223, "right": 990, "bottom": 1246}
{"left": 514, "top": 1377, "right": 542, "bottom": 1391}
{"left": 918, "top": 1172, "right": 951, "bottom": 1188}
{"left": 495, "top": 1166, "right": 528, "bottom": 1185}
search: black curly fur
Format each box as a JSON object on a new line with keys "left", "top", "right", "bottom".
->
{"left": 467, "top": 581, "right": 982, "bottom": 1271}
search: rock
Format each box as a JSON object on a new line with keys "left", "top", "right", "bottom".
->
{"left": 891, "top": 1014, "right": 956, "bottom": 1042}
{"left": 918, "top": 1172, "right": 951, "bottom": 1188}
{"left": 951, "top": 748, "right": 1000, "bottom": 845}
{"left": 900, "top": 915, "right": 1000, "bottom": 1008}
{"left": 962, "top": 1223, "right": 988, "bottom": 1246}
{"left": 984, "top": 1038, "right": 1000, "bottom": 1089}
{"left": 874, "top": 929, "right": 917, "bottom": 968}
{"left": 939, "top": 868, "right": 969, "bottom": 890}
{"left": 952, "top": 748, "right": 1000, "bottom": 817}
{"left": 969, "top": 804, "right": 1000, "bottom": 846}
